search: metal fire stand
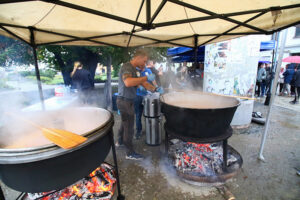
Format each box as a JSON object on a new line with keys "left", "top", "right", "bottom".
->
{"left": 164, "top": 125, "right": 233, "bottom": 171}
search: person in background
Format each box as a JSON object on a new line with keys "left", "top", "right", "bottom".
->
{"left": 280, "top": 64, "right": 294, "bottom": 96}
{"left": 256, "top": 63, "right": 266, "bottom": 97}
{"left": 134, "top": 61, "right": 162, "bottom": 140}
{"left": 71, "top": 61, "right": 94, "bottom": 104}
{"left": 290, "top": 64, "right": 297, "bottom": 96}
{"left": 116, "top": 49, "right": 157, "bottom": 160}
{"left": 147, "top": 61, "right": 161, "bottom": 87}
{"left": 290, "top": 65, "right": 300, "bottom": 104}
{"left": 277, "top": 67, "right": 285, "bottom": 95}
{"left": 162, "top": 65, "right": 176, "bottom": 89}
{"left": 264, "top": 63, "right": 273, "bottom": 95}
{"left": 158, "top": 64, "right": 164, "bottom": 76}
{"left": 175, "top": 62, "right": 188, "bottom": 89}
{"left": 188, "top": 62, "right": 203, "bottom": 90}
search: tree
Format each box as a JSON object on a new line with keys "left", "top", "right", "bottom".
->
{"left": 38, "top": 45, "right": 101, "bottom": 85}
{"left": 0, "top": 36, "right": 33, "bottom": 67}
{"left": 0, "top": 35, "right": 169, "bottom": 85}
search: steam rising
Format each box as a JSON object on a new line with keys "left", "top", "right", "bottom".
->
{"left": 0, "top": 107, "right": 110, "bottom": 149}
{"left": 162, "top": 91, "right": 239, "bottom": 109}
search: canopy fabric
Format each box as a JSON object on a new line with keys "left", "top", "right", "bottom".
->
{"left": 0, "top": 0, "right": 300, "bottom": 47}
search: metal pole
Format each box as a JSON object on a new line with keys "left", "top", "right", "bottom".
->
{"left": 194, "top": 35, "right": 198, "bottom": 65}
{"left": 106, "top": 56, "right": 113, "bottom": 111}
{"left": 258, "top": 29, "right": 288, "bottom": 161}
{"left": 223, "top": 139, "right": 228, "bottom": 171}
{"left": 29, "top": 27, "right": 45, "bottom": 110}
{"left": 264, "top": 33, "right": 279, "bottom": 105}
{"left": 109, "top": 130, "right": 125, "bottom": 200}
{"left": 146, "top": 0, "right": 151, "bottom": 28}
{"left": 0, "top": 185, "right": 5, "bottom": 200}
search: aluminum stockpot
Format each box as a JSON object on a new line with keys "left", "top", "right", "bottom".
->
{"left": 145, "top": 116, "right": 162, "bottom": 146}
{"left": 0, "top": 107, "right": 113, "bottom": 193}
{"left": 143, "top": 93, "right": 161, "bottom": 117}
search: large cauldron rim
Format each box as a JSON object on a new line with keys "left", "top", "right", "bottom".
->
{"left": 0, "top": 108, "right": 114, "bottom": 164}
{"left": 160, "top": 92, "right": 241, "bottom": 110}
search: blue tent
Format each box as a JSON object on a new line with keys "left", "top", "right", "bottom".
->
{"left": 171, "top": 55, "right": 204, "bottom": 63}
{"left": 168, "top": 40, "right": 276, "bottom": 63}
{"left": 258, "top": 56, "right": 271, "bottom": 64}
{"left": 167, "top": 46, "right": 205, "bottom": 56}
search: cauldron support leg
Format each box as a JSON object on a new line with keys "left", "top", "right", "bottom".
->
{"left": 223, "top": 139, "right": 228, "bottom": 171}
{"left": 165, "top": 130, "right": 169, "bottom": 154}
{"left": 16, "top": 192, "right": 26, "bottom": 200}
{"left": 109, "top": 131, "right": 125, "bottom": 200}
{"left": 0, "top": 185, "right": 5, "bottom": 200}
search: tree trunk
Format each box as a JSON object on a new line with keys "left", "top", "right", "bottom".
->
{"left": 84, "top": 50, "right": 98, "bottom": 83}
{"left": 53, "top": 52, "right": 71, "bottom": 86}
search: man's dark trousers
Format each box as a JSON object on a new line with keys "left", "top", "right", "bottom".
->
{"left": 134, "top": 95, "right": 144, "bottom": 137}
{"left": 117, "top": 98, "right": 134, "bottom": 154}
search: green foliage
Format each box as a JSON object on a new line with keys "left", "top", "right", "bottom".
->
{"left": 0, "top": 77, "right": 13, "bottom": 90}
{"left": 144, "top": 47, "right": 168, "bottom": 62}
{"left": 25, "top": 75, "right": 64, "bottom": 85}
{"left": 19, "top": 69, "right": 57, "bottom": 79}
{"left": 112, "top": 65, "right": 121, "bottom": 77}
{"left": 47, "top": 76, "right": 64, "bottom": 85}
{"left": 26, "top": 75, "right": 51, "bottom": 82}
{"left": 0, "top": 35, "right": 168, "bottom": 85}
{"left": 0, "top": 36, "right": 33, "bottom": 67}
{"left": 42, "top": 69, "right": 56, "bottom": 79}
{"left": 94, "top": 74, "right": 107, "bottom": 83}
{"left": 19, "top": 71, "right": 35, "bottom": 77}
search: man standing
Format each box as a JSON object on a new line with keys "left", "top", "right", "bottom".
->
{"left": 290, "top": 65, "right": 300, "bottom": 104}
{"left": 256, "top": 63, "right": 266, "bottom": 97}
{"left": 281, "top": 64, "right": 294, "bottom": 96}
{"left": 116, "top": 49, "right": 157, "bottom": 160}
{"left": 71, "top": 61, "right": 94, "bottom": 104}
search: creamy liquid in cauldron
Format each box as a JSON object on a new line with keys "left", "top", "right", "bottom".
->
{"left": 0, "top": 107, "right": 110, "bottom": 149}
{"left": 162, "top": 92, "right": 239, "bottom": 109}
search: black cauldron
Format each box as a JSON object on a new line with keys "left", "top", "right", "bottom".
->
{"left": 0, "top": 107, "right": 113, "bottom": 193}
{"left": 161, "top": 91, "right": 240, "bottom": 141}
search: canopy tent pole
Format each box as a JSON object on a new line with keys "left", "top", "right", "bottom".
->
{"left": 264, "top": 32, "right": 279, "bottom": 105}
{"left": 105, "top": 55, "right": 113, "bottom": 111}
{"left": 258, "top": 29, "right": 287, "bottom": 161}
{"left": 194, "top": 35, "right": 198, "bottom": 65}
{"left": 29, "top": 27, "right": 45, "bottom": 111}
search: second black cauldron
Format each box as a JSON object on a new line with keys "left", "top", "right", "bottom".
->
{"left": 161, "top": 91, "right": 240, "bottom": 141}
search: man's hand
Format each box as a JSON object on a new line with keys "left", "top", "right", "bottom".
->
{"left": 156, "top": 87, "right": 164, "bottom": 94}
{"left": 147, "top": 73, "right": 156, "bottom": 82}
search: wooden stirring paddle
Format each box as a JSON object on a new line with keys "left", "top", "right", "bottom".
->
{"left": 6, "top": 112, "right": 87, "bottom": 149}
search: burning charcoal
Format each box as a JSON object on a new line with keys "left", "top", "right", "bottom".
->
{"left": 25, "top": 164, "right": 116, "bottom": 200}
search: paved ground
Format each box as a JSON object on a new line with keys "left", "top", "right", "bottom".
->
{"left": 1, "top": 94, "right": 300, "bottom": 200}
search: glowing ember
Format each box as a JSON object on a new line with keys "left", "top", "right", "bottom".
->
{"left": 170, "top": 140, "right": 238, "bottom": 176}
{"left": 24, "top": 163, "right": 116, "bottom": 200}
